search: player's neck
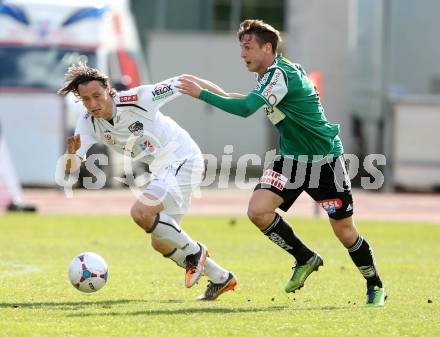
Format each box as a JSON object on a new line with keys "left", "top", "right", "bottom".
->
{"left": 103, "top": 101, "right": 115, "bottom": 120}
{"left": 257, "top": 55, "right": 276, "bottom": 75}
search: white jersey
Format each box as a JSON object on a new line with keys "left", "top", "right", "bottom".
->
{"left": 74, "top": 77, "right": 201, "bottom": 174}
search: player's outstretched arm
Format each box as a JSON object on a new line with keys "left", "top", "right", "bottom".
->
{"left": 177, "top": 78, "right": 265, "bottom": 118}
{"left": 179, "top": 75, "right": 244, "bottom": 98}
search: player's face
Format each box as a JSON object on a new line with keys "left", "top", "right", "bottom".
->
{"left": 240, "top": 33, "right": 273, "bottom": 75}
{"left": 78, "top": 80, "right": 113, "bottom": 120}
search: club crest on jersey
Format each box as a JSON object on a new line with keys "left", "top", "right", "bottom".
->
{"left": 260, "top": 169, "right": 288, "bottom": 190}
{"left": 103, "top": 130, "right": 116, "bottom": 145}
{"left": 318, "top": 199, "right": 343, "bottom": 214}
{"left": 152, "top": 83, "right": 173, "bottom": 101}
{"left": 128, "top": 121, "right": 143, "bottom": 136}
{"left": 119, "top": 94, "right": 138, "bottom": 102}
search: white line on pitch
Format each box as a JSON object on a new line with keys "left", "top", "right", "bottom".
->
{"left": 0, "top": 262, "right": 42, "bottom": 276}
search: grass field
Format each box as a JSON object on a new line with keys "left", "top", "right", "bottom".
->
{"left": 0, "top": 213, "right": 439, "bottom": 337}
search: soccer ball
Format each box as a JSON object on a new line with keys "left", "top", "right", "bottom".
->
{"left": 68, "top": 252, "right": 108, "bottom": 293}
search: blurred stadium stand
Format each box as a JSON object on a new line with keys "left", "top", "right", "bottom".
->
{"left": 130, "top": 0, "right": 440, "bottom": 191}
{"left": 1, "top": 0, "right": 438, "bottom": 191}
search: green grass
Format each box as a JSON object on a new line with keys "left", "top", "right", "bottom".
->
{"left": 0, "top": 213, "right": 439, "bottom": 337}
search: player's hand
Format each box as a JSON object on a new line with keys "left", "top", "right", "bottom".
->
{"left": 176, "top": 77, "right": 203, "bottom": 98}
{"left": 66, "top": 134, "right": 81, "bottom": 154}
{"left": 179, "top": 74, "right": 205, "bottom": 86}
{"left": 179, "top": 74, "right": 198, "bottom": 81}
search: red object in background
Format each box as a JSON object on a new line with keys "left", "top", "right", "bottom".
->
{"left": 117, "top": 49, "right": 140, "bottom": 88}
{"left": 308, "top": 71, "right": 323, "bottom": 100}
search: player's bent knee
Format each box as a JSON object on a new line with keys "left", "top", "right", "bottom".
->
{"left": 247, "top": 189, "right": 281, "bottom": 229}
{"left": 247, "top": 206, "right": 267, "bottom": 229}
{"left": 130, "top": 203, "right": 142, "bottom": 223}
{"left": 130, "top": 203, "right": 157, "bottom": 231}
{"left": 247, "top": 205, "right": 258, "bottom": 222}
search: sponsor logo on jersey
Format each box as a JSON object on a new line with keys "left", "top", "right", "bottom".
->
{"left": 152, "top": 83, "right": 173, "bottom": 101}
{"left": 103, "top": 130, "right": 116, "bottom": 145}
{"left": 259, "top": 72, "right": 270, "bottom": 85}
{"left": 262, "top": 71, "right": 281, "bottom": 97}
{"left": 260, "top": 169, "right": 288, "bottom": 190}
{"left": 139, "top": 139, "right": 155, "bottom": 154}
{"left": 318, "top": 198, "right": 343, "bottom": 214}
{"left": 119, "top": 94, "right": 138, "bottom": 102}
{"left": 128, "top": 121, "right": 144, "bottom": 137}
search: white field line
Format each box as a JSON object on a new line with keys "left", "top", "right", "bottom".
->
{"left": 0, "top": 262, "right": 42, "bottom": 277}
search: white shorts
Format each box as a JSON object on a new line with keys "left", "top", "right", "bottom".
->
{"left": 142, "top": 155, "right": 204, "bottom": 215}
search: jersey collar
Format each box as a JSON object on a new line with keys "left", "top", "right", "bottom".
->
{"left": 257, "top": 53, "right": 282, "bottom": 81}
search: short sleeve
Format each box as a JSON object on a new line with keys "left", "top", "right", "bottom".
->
{"left": 252, "top": 68, "right": 288, "bottom": 108}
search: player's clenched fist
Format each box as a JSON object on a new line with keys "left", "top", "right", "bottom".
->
{"left": 66, "top": 134, "right": 81, "bottom": 154}
{"left": 65, "top": 134, "right": 81, "bottom": 173}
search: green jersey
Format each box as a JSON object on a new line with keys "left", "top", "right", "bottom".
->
{"left": 198, "top": 54, "right": 344, "bottom": 162}
{"left": 251, "top": 54, "right": 343, "bottom": 160}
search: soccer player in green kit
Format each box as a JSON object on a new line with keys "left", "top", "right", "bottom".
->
{"left": 178, "top": 19, "right": 386, "bottom": 306}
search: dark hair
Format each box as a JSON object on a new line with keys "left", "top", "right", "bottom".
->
{"left": 238, "top": 19, "right": 282, "bottom": 54}
{"left": 57, "top": 62, "right": 116, "bottom": 97}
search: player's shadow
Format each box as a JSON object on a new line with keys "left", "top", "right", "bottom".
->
{"left": 292, "top": 305, "right": 358, "bottom": 311}
{"left": 0, "top": 299, "right": 148, "bottom": 310}
{"left": 67, "top": 305, "right": 288, "bottom": 317}
{"left": 66, "top": 304, "right": 358, "bottom": 317}
{"left": 1, "top": 301, "right": 355, "bottom": 314}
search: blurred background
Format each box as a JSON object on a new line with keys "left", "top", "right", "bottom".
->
{"left": 0, "top": 0, "right": 439, "bottom": 213}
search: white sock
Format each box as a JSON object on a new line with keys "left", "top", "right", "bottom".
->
{"left": 204, "top": 258, "right": 230, "bottom": 284}
{"left": 164, "top": 250, "right": 229, "bottom": 284}
{"left": 149, "top": 213, "right": 199, "bottom": 255}
{"left": 164, "top": 248, "right": 186, "bottom": 268}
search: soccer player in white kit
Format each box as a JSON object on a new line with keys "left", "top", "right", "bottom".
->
{"left": 58, "top": 63, "right": 237, "bottom": 300}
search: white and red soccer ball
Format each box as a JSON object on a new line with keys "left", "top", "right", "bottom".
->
{"left": 68, "top": 252, "right": 108, "bottom": 293}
